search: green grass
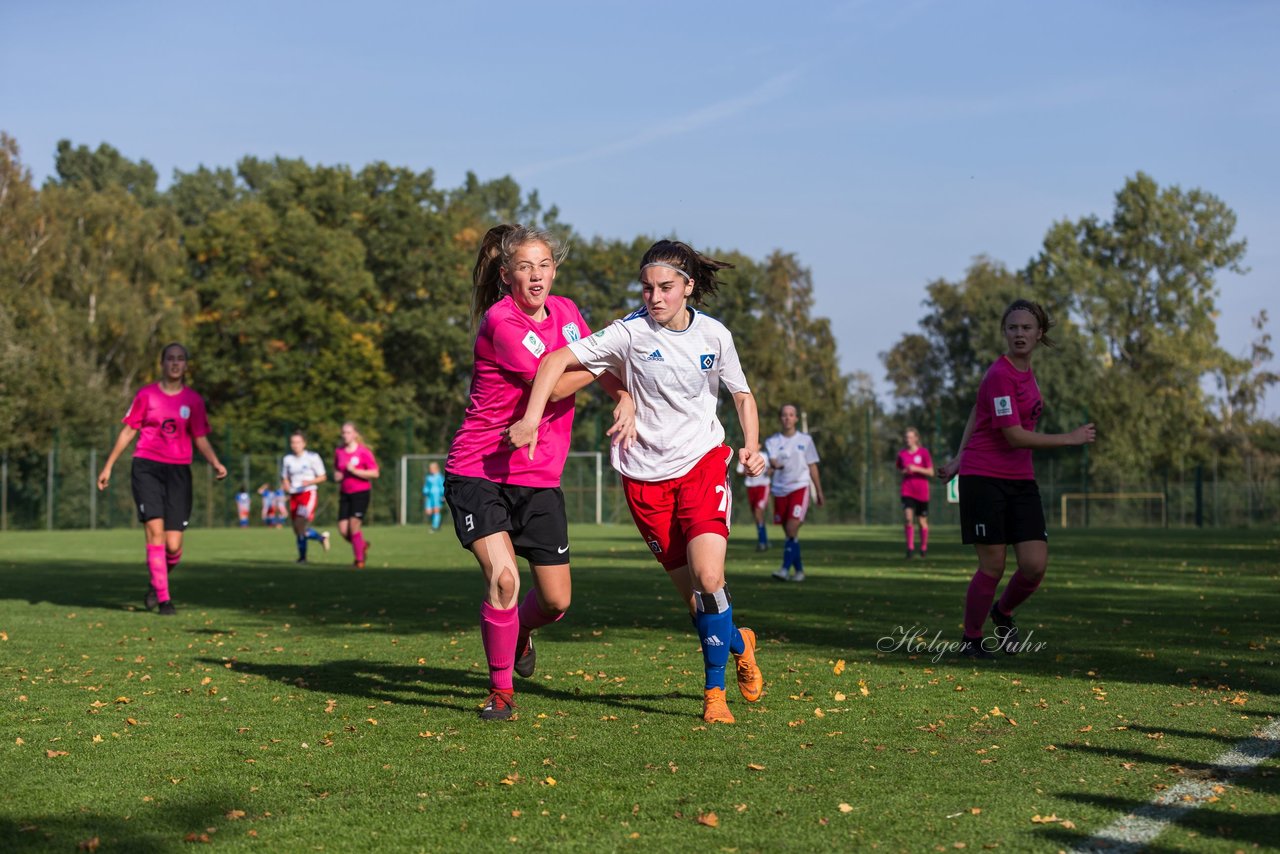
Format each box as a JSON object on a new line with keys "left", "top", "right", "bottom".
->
{"left": 2, "top": 524, "right": 1278, "bottom": 852}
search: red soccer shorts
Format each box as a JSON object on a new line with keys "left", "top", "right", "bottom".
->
{"left": 622, "top": 445, "right": 734, "bottom": 571}
{"left": 289, "top": 491, "right": 317, "bottom": 522}
{"left": 746, "top": 485, "right": 769, "bottom": 512}
{"left": 772, "top": 486, "right": 810, "bottom": 525}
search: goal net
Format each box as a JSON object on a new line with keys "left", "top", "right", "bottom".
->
{"left": 399, "top": 452, "right": 605, "bottom": 526}
{"left": 1059, "top": 492, "right": 1167, "bottom": 528}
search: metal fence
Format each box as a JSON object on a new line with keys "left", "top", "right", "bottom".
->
{"left": 2, "top": 446, "right": 1276, "bottom": 531}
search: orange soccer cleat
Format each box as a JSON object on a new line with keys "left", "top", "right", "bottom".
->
{"left": 702, "top": 687, "right": 735, "bottom": 724}
{"left": 734, "top": 627, "right": 763, "bottom": 702}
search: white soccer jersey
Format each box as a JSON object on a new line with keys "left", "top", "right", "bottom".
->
{"left": 739, "top": 450, "right": 771, "bottom": 488}
{"left": 570, "top": 307, "right": 751, "bottom": 481}
{"left": 281, "top": 451, "right": 326, "bottom": 494}
{"left": 765, "top": 431, "right": 819, "bottom": 496}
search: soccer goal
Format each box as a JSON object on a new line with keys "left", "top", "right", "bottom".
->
{"left": 1059, "top": 492, "right": 1167, "bottom": 528}
{"left": 399, "top": 451, "right": 605, "bottom": 526}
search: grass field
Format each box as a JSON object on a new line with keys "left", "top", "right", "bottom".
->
{"left": 2, "top": 524, "right": 1277, "bottom": 853}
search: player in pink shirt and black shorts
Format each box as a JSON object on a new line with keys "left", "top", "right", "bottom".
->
{"left": 896, "top": 428, "right": 934, "bottom": 559}
{"left": 938, "top": 300, "right": 1096, "bottom": 659}
{"left": 445, "top": 224, "right": 634, "bottom": 722}
{"left": 97, "top": 343, "right": 227, "bottom": 615}
{"left": 508, "top": 239, "right": 767, "bottom": 726}
{"left": 334, "top": 422, "right": 379, "bottom": 569}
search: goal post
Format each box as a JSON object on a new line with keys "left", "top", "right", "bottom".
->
{"left": 1059, "top": 492, "right": 1166, "bottom": 528}
{"left": 399, "top": 451, "right": 604, "bottom": 526}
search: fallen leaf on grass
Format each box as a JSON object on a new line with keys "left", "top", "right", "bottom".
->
{"left": 747, "top": 763, "right": 766, "bottom": 771}
{"left": 324, "top": 699, "right": 337, "bottom": 713}
{"left": 1061, "top": 820, "right": 1076, "bottom": 829}
{"left": 541, "top": 777, "right": 556, "bottom": 786}
{"left": 114, "top": 697, "right": 130, "bottom": 704}
{"left": 1078, "top": 725, "right": 1093, "bottom": 732}
{"left": 834, "top": 691, "right": 847, "bottom": 701}
{"left": 46, "top": 750, "right": 69, "bottom": 758}
{"left": 184, "top": 832, "right": 211, "bottom": 843}
{"left": 859, "top": 680, "right": 870, "bottom": 696}
{"left": 126, "top": 718, "right": 139, "bottom": 726}
{"left": 1030, "top": 814, "right": 1061, "bottom": 824}
{"left": 696, "top": 811, "right": 719, "bottom": 828}
{"left": 225, "top": 810, "right": 245, "bottom": 820}
{"left": 77, "top": 838, "right": 99, "bottom": 852}
{"left": 833, "top": 659, "right": 846, "bottom": 675}
{"left": 15, "top": 737, "right": 25, "bottom": 745}
{"left": 838, "top": 803, "right": 854, "bottom": 813}
{"left": 366, "top": 718, "right": 378, "bottom": 725}
{"left": 92, "top": 735, "right": 103, "bottom": 743}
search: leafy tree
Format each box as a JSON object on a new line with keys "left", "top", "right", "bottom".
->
{"left": 51, "top": 139, "right": 161, "bottom": 206}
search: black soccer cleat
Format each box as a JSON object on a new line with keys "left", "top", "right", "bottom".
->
{"left": 479, "top": 690, "right": 516, "bottom": 721}
{"left": 144, "top": 588, "right": 159, "bottom": 612}
{"left": 989, "top": 603, "right": 1020, "bottom": 655}
{"left": 158, "top": 601, "right": 177, "bottom": 616}
{"left": 514, "top": 637, "right": 537, "bottom": 679}
{"left": 959, "top": 637, "right": 996, "bottom": 661}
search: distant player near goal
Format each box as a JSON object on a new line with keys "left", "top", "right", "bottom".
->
{"left": 896, "top": 427, "right": 933, "bottom": 559}
{"left": 96, "top": 342, "right": 227, "bottom": 616}
{"left": 737, "top": 449, "right": 771, "bottom": 551}
{"left": 937, "top": 300, "right": 1096, "bottom": 659}
{"left": 334, "top": 422, "right": 379, "bottom": 568}
{"left": 765, "top": 404, "right": 824, "bottom": 582}
{"left": 280, "top": 431, "right": 329, "bottom": 563}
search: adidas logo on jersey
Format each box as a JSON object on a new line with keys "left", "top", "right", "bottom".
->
{"left": 642, "top": 349, "right": 664, "bottom": 362}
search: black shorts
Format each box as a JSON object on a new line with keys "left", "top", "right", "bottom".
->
{"left": 958, "top": 475, "right": 1047, "bottom": 545}
{"left": 338, "top": 491, "right": 371, "bottom": 521}
{"left": 131, "top": 457, "right": 192, "bottom": 531}
{"left": 444, "top": 474, "right": 569, "bottom": 565}
{"left": 900, "top": 496, "right": 929, "bottom": 517}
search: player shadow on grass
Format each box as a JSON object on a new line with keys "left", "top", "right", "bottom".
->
{"left": 0, "top": 793, "right": 250, "bottom": 853}
{"left": 198, "top": 656, "right": 690, "bottom": 718}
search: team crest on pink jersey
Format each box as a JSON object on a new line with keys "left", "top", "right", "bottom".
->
{"left": 179, "top": 405, "right": 190, "bottom": 419}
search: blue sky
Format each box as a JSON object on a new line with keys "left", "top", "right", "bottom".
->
{"left": 3, "top": 0, "right": 1277, "bottom": 413}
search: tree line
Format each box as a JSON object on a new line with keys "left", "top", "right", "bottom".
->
{"left": 0, "top": 134, "right": 870, "bottom": 510}
{"left": 2, "top": 132, "right": 1275, "bottom": 516}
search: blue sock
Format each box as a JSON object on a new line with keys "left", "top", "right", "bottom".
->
{"left": 432, "top": 511, "right": 441, "bottom": 530}
{"left": 306, "top": 528, "right": 323, "bottom": 541}
{"left": 782, "top": 538, "right": 796, "bottom": 571}
{"left": 793, "top": 540, "right": 804, "bottom": 571}
{"left": 696, "top": 606, "right": 733, "bottom": 690}
{"left": 756, "top": 523, "right": 767, "bottom": 546}
{"left": 730, "top": 625, "right": 744, "bottom": 656}
{"left": 296, "top": 535, "right": 307, "bottom": 559}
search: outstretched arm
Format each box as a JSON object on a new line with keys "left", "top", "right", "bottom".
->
{"left": 1001, "top": 422, "right": 1096, "bottom": 450}
{"left": 504, "top": 347, "right": 584, "bottom": 459}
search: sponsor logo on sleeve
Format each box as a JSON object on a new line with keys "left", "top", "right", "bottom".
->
{"left": 522, "top": 331, "right": 547, "bottom": 358}
{"left": 699, "top": 354, "right": 716, "bottom": 370}
{"left": 591, "top": 328, "right": 607, "bottom": 339}
{"left": 561, "top": 322, "right": 580, "bottom": 342}
{"left": 993, "top": 396, "right": 1013, "bottom": 417}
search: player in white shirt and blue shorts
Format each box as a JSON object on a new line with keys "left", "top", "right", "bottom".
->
{"left": 506, "top": 240, "right": 767, "bottom": 725}
{"left": 764, "top": 404, "right": 825, "bottom": 582}
{"left": 280, "top": 431, "right": 330, "bottom": 563}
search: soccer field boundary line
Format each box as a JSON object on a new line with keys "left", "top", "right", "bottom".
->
{"left": 1070, "top": 716, "right": 1280, "bottom": 853}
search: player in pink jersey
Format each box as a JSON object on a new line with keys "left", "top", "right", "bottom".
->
{"left": 896, "top": 428, "right": 934, "bottom": 559}
{"left": 445, "top": 224, "right": 635, "bottom": 721}
{"left": 507, "top": 239, "right": 767, "bottom": 725}
{"left": 938, "top": 300, "right": 1096, "bottom": 659}
{"left": 333, "top": 422, "right": 379, "bottom": 568}
{"left": 97, "top": 343, "right": 227, "bottom": 615}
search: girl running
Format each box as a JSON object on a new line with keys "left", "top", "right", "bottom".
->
{"left": 96, "top": 343, "right": 227, "bottom": 615}
{"left": 445, "top": 224, "right": 633, "bottom": 721}
{"left": 281, "top": 431, "right": 329, "bottom": 563}
{"left": 334, "top": 422, "right": 378, "bottom": 568}
{"left": 937, "top": 299, "right": 1096, "bottom": 658}
{"left": 507, "top": 239, "right": 766, "bottom": 724}
{"left": 896, "top": 427, "right": 933, "bottom": 559}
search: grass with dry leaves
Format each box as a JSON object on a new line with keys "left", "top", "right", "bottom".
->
{"left": 2, "top": 523, "right": 1278, "bottom": 852}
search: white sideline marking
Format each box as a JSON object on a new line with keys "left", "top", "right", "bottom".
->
{"left": 1071, "top": 717, "right": 1280, "bottom": 854}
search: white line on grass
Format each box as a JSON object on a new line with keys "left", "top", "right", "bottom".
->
{"left": 1071, "top": 717, "right": 1280, "bottom": 854}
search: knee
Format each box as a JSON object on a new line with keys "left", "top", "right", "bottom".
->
{"left": 490, "top": 568, "right": 519, "bottom": 603}
{"left": 541, "top": 593, "right": 570, "bottom": 617}
{"left": 977, "top": 556, "right": 1007, "bottom": 577}
{"left": 1018, "top": 560, "right": 1047, "bottom": 581}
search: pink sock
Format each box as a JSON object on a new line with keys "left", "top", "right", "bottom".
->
{"left": 517, "top": 590, "right": 565, "bottom": 653}
{"left": 964, "top": 570, "right": 999, "bottom": 638}
{"left": 921, "top": 528, "right": 929, "bottom": 551}
{"left": 480, "top": 601, "right": 519, "bottom": 692}
{"left": 905, "top": 525, "right": 915, "bottom": 551}
{"left": 166, "top": 549, "right": 182, "bottom": 571}
{"left": 147, "top": 545, "right": 169, "bottom": 602}
{"left": 997, "top": 569, "right": 1042, "bottom": 615}
{"left": 351, "top": 531, "right": 366, "bottom": 561}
